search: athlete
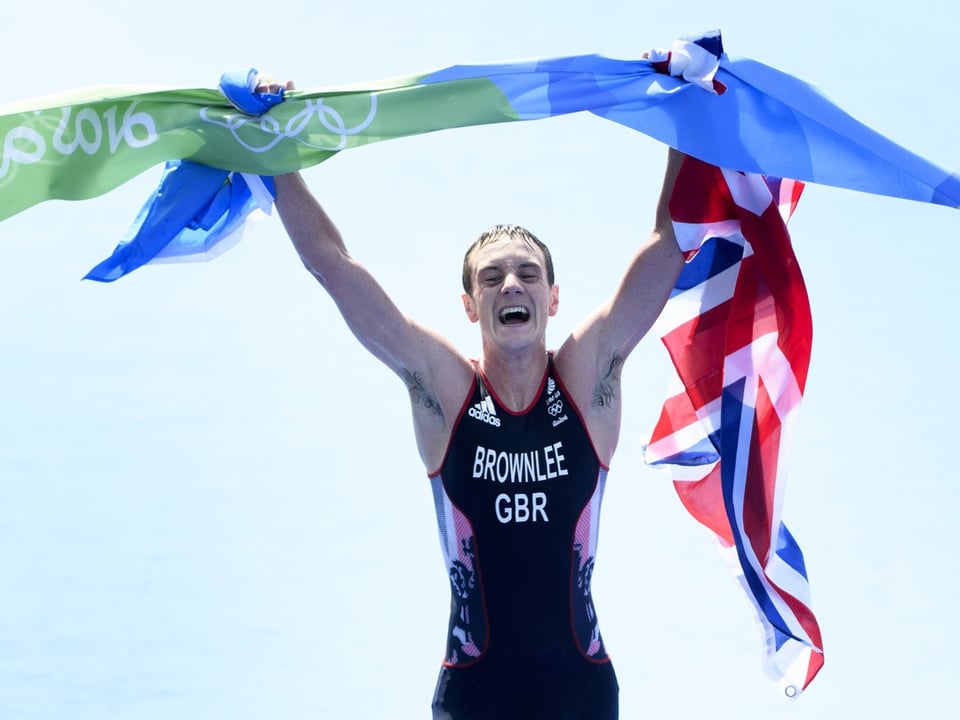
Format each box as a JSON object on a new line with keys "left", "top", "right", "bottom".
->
{"left": 267, "top": 76, "right": 687, "bottom": 720}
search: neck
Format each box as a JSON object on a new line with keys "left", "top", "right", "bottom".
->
{"left": 479, "top": 344, "right": 549, "bottom": 412}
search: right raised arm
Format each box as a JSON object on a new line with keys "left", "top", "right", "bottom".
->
{"left": 275, "top": 172, "right": 412, "bottom": 370}
{"left": 273, "top": 173, "right": 472, "bottom": 465}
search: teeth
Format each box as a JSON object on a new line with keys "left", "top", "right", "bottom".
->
{"left": 498, "top": 306, "right": 530, "bottom": 323}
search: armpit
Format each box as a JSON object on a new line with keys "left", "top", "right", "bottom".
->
{"left": 593, "top": 353, "right": 624, "bottom": 409}
{"left": 402, "top": 368, "right": 446, "bottom": 423}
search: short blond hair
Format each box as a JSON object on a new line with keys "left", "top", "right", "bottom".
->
{"left": 461, "top": 224, "right": 555, "bottom": 294}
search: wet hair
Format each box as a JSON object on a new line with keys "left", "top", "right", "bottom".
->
{"left": 461, "top": 224, "right": 555, "bottom": 294}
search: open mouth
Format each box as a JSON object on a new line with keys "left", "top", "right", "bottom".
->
{"left": 498, "top": 306, "right": 530, "bottom": 325}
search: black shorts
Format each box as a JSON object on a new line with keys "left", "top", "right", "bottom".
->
{"left": 431, "top": 657, "right": 618, "bottom": 720}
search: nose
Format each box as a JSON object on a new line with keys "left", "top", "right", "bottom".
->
{"left": 501, "top": 271, "right": 524, "bottom": 294}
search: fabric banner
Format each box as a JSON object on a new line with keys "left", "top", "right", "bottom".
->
{"left": 645, "top": 156, "right": 822, "bottom": 696}
{"left": 3, "top": 37, "right": 958, "bottom": 225}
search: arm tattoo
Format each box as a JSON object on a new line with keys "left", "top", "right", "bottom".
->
{"left": 593, "top": 353, "right": 624, "bottom": 409}
{"left": 401, "top": 369, "right": 445, "bottom": 423}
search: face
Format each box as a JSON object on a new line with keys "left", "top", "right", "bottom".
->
{"left": 461, "top": 236, "right": 559, "bottom": 352}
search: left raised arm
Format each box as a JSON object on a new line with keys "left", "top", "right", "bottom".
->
{"left": 554, "top": 148, "right": 686, "bottom": 461}
{"left": 597, "top": 147, "right": 686, "bottom": 357}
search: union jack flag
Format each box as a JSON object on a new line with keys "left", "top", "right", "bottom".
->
{"left": 644, "top": 156, "right": 824, "bottom": 695}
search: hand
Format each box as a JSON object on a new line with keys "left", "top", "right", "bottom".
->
{"left": 255, "top": 75, "right": 295, "bottom": 94}
{"left": 219, "top": 68, "right": 291, "bottom": 115}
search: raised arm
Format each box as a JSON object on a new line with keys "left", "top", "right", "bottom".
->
{"left": 594, "top": 147, "right": 686, "bottom": 354}
{"left": 274, "top": 173, "right": 472, "bottom": 466}
{"left": 554, "top": 149, "right": 686, "bottom": 462}
{"left": 275, "top": 172, "right": 412, "bottom": 369}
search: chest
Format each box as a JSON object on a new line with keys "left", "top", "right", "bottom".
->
{"left": 440, "top": 377, "right": 599, "bottom": 532}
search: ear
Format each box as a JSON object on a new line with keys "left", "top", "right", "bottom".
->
{"left": 462, "top": 292, "right": 479, "bottom": 323}
{"left": 548, "top": 284, "right": 559, "bottom": 317}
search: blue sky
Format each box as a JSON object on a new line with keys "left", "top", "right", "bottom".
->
{"left": 1, "top": 1, "right": 957, "bottom": 717}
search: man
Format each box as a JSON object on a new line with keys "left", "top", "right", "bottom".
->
{"left": 273, "top": 103, "right": 686, "bottom": 715}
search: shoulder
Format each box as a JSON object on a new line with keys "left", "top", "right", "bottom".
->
{"left": 405, "top": 345, "right": 475, "bottom": 473}
{"left": 552, "top": 337, "right": 624, "bottom": 465}
{"left": 552, "top": 341, "right": 625, "bottom": 410}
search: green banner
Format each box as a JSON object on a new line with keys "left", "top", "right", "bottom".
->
{"left": 4, "top": 53, "right": 958, "bottom": 224}
{"left": 0, "top": 76, "right": 516, "bottom": 221}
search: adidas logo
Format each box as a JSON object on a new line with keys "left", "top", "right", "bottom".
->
{"left": 468, "top": 394, "right": 501, "bottom": 427}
